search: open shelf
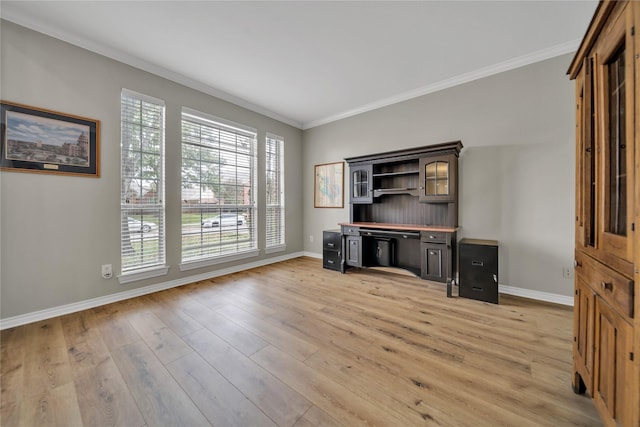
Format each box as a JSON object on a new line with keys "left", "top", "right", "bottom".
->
{"left": 373, "top": 170, "right": 419, "bottom": 178}
{"left": 373, "top": 187, "right": 419, "bottom": 197}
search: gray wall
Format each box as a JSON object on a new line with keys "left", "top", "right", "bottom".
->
{"left": 0, "top": 21, "right": 303, "bottom": 319}
{"left": 303, "top": 54, "right": 576, "bottom": 297}
{"left": 0, "top": 18, "right": 577, "bottom": 320}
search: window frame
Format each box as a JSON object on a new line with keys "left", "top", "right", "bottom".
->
{"left": 265, "top": 133, "right": 286, "bottom": 253}
{"left": 119, "top": 89, "right": 168, "bottom": 283}
{"left": 179, "top": 107, "right": 259, "bottom": 270}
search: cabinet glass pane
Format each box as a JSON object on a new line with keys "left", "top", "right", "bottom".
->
{"left": 426, "top": 179, "right": 436, "bottom": 195}
{"left": 587, "top": 57, "right": 596, "bottom": 247}
{"left": 353, "top": 170, "right": 369, "bottom": 198}
{"left": 436, "top": 162, "right": 449, "bottom": 179}
{"left": 425, "top": 161, "right": 449, "bottom": 196}
{"left": 425, "top": 162, "right": 437, "bottom": 179}
{"left": 607, "top": 45, "right": 626, "bottom": 236}
{"left": 437, "top": 180, "right": 449, "bottom": 195}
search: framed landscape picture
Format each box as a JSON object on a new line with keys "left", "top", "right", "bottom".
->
{"left": 1, "top": 101, "right": 100, "bottom": 177}
{"left": 314, "top": 161, "right": 344, "bottom": 208}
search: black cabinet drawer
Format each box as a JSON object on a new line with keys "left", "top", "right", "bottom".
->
{"left": 459, "top": 239, "right": 498, "bottom": 304}
{"left": 421, "top": 231, "right": 447, "bottom": 244}
{"left": 341, "top": 225, "right": 360, "bottom": 236}
{"left": 323, "top": 230, "right": 341, "bottom": 250}
{"left": 323, "top": 250, "right": 341, "bottom": 271}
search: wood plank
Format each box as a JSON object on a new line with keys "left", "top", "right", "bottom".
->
{"left": 111, "top": 341, "right": 209, "bottom": 426}
{"left": 127, "top": 311, "right": 193, "bottom": 364}
{"left": 91, "top": 301, "right": 142, "bottom": 351}
{"left": 201, "top": 310, "right": 269, "bottom": 357}
{"left": 143, "top": 292, "right": 205, "bottom": 337}
{"left": 252, "top": 345, "right": 416, "bottom": 426}
{"left": 216, "top": 303, "right": 318, "bottom": 361}
{"left": 183, "top": 328, "right": 311, "bottom": 426}
{"left": 292, "top": 406, "right": 342, "bottom": 427}
{"left": 19, "top": 382, "right": 83, "bottom": 427}
{"left": 1, "top": 327, "right": 25, "bottom": 426}
{"left": 166, "top": 352, "right": 276, "bottom": 427}
{"left": 60, "top": 311, "right": 146, "bottom": 427}
{"left": 21, "top": 319, "right": 73, "bottom": 398}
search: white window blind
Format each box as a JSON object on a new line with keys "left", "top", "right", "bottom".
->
{"left": 120, "top": 90, "right": 166, "bottom": 274}
{"left": 266, "top": 134, "right": 285, "bottom": 249}
{"left": 181, "top": 109, "right": 257, "bottom": 262}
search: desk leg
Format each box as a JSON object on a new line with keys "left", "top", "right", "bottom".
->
{"left": 446, "top": 278, "right": 452, "bottom": 297}
{"left": 340, "top": 234, "right": 346, "bottom": 273}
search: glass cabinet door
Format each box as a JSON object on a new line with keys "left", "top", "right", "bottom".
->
{"left": 419, "top": 154, "right": 456, "bottom": 203}
{"left": 425, "top": 161, "right": 449, "bottom": 196}
{"left": 349, "top": 164, "right": 373, "bottom": 204}
{"left": 595, "top": 13, "right": 634, "bottom": 264}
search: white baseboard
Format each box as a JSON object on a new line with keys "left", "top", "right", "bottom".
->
{"left": 499, "top": 284, "right": 573, "bottom": 306}
{"left": 303, "top": 251, "right": 322, "bottom": 259}
{"left": 0, "top": 251, "right": 305, "bottom": 330}
{"left": 0, "top": 253, "right": 573, "bottom": 330}
{"left": 305, "top": 252, "right": 573, "bottom": 306}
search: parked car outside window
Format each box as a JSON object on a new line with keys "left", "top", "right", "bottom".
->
{"left": 127, "top": 217, "right": 156, "bottom": 233}
{"left": 201, "top": 213, "right": 246, "bottom": 228}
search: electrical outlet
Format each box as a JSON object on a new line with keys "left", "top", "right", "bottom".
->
{"left": 101, "top": 264, "right": 113, "bottom": 279}
{"left": 309, "top": 235, "right": 314, "bottom": 243}
{"left": 562, "top": 266, "right": 574, "bottom": 279}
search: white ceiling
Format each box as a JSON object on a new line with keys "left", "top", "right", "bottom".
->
{"left": 1, "top": 1, "right": 598, "bottom": 129}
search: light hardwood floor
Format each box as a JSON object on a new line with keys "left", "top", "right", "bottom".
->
{"left": 1, "top": 257, "right": 602, "bottom": 426}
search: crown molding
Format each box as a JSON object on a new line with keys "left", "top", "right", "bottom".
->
{"left": 0, "top": 12, "right": 303, "bottom": 129}
{"left": 2, "top": 7, "right": 580, "bottom": 132}
{"left": 303, "top": 39, "right": 581, "bottom": 130}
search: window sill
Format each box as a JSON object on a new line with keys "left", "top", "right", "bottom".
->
{"left": 118, "top": 265, "right": 170, "bottom": 284}
{"left": 179, "top": 249, "right": 260, "bottom": 272}
{"left": 265, "top": 244, "right": 287, "bottom": 254}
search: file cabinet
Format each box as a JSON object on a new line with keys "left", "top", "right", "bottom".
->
{"left": 322, "top": 230, "right": 342, "bottom": 271}
{"left": 458, "top": 239, "right": 498, "bottom": 304}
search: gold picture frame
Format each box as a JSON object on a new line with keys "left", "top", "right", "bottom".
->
{"left": 1, "top": 101, "right": 100, "bottom": 177}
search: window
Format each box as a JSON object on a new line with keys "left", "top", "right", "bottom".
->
{"left": 181, "top": 108, "right": 257, "bottom": 266}
{"left": 266, "top": 134, "right": 285, "bottom": 251}
{"left": 120, "top": 90, "right": 166, "bottom": 279}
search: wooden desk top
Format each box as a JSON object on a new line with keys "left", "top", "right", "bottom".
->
{"left": 339, "top": 222, "right": 458, "bottom": 233}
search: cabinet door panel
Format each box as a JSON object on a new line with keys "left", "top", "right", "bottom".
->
{"left": 593, "top": 298, "right": 633, "bottom": 427}
{"left": 418, "top": 154, "right": 457, "bottom": 203}
{"left": 574, "top": 276, "right": 595, "bottom": 395}
{"left": 595, "top": 4, "right": 635, "bottom": 264}
{"left": 346, "top": 236, "right": 362, "bottom": 267}
{"left": 421, "top": 242, "right": 447, "bottom": 282}
{"left": 349, "top": 164, "right": 373, "bottom": 204}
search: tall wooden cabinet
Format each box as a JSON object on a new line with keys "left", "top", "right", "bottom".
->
{"left": 568, "top": 2, "right": 639, "bottom": 426}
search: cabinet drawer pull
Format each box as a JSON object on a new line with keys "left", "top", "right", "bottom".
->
{"left": 472, "top": 260, "right": 484, "bottom": 266}
{"left": 429, "top": 251, "right": 437, "bottom": 255}
{"left": 574, "top": 259, "right": 582, "bottom": 268}
{"left": 327, "top": 242, "right": 335, "bottom": 247}
{"left": 429, "top": 235, "right": 437, "bottom": 239}
{"left": 601, "top": 281, "right": 613, "bottom": 291}
{"left": 327, "top": 259, "right": 335, "bottom": 264}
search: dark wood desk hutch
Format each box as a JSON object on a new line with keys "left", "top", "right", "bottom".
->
{"left": 568, "top": 1, "right": 639, "bottom": 426}
{"left": 339, "top": 141, "right": 462, "bottom": 287}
